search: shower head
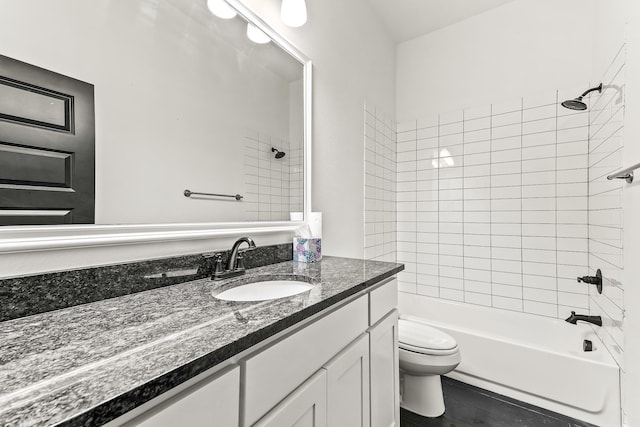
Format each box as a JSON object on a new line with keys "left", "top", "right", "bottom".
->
{"left": 561, "top": 98, "right": 588, "bottom": 111}
{"left": 271, "top": 147, "right": 286, "bottom": 159}
{"left": 561, "top": 83, "right": 603, "bottom": 111}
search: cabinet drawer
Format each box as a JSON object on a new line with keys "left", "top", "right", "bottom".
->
{"left": 369, "top": 278, "right": 397, "bottom": 326}
{"left": 127, "top": 366, "right": 239, "bottom": 427}
{"left": 243, "top": 295, "right": 368, "bottom": 426}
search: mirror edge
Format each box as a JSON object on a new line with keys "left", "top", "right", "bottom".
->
{"left": 0, "top": 0, "right": 312, "bottom": 255}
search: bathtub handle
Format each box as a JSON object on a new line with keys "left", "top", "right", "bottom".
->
{"left": 577, "top": 269, "right": 603, "bottom": 294}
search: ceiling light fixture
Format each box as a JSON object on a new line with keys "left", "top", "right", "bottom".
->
{"left": 246, "top": 23, "right": 271, "bottom": 44}
{"left": 207, "top": 0, "right": 237, "bottom": 19}
{"left": 281, "top": 0, "right": 307, "bottom": 27}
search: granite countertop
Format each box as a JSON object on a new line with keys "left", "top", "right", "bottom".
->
{"left": 0, "top": 256, "right": 403, "bottom": 427}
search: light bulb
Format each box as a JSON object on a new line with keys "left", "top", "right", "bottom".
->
{"left": 281, "top": 0, "right": 307, "bottom": 27}
{"left": 207, "top": 0, "right": 237, "bottom": 19}
{"left": 246, "top": 23, "right": 271, "bottom": 44}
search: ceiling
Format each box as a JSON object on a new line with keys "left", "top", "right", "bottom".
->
{"left": 368, "top": 0, "right": 517, "bottom": 43}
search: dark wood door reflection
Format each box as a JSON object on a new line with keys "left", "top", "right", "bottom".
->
{"left": 0, "top": 54, "right": 95, "bottom": 225}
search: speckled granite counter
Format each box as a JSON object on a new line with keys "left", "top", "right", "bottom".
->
{"left": 0, "top": 256, "right": 403, "bottom": 427}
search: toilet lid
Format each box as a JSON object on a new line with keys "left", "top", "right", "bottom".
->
{"left": 398, "top": 318, "right": 458, "bottom": 355}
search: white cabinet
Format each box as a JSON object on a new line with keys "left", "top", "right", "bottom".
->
{"left": 369, "top": 309, "right": 399, "bottom": 427}
{"left": 254, "top": 370, "right": 327, "bottom": 427}
{"left": 242, "top": 295, "right": 368, "bottom": 426}
{"left": 324, "top": 334, "right": 370, "bottom": 427}
{"left": 125, "top": 366, "right": 240, "bottom": 427}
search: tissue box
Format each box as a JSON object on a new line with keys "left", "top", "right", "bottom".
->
{"left": 293, "top": 237, "right": 322, "bottom": 263}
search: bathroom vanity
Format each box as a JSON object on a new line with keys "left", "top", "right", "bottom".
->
{"left": 0, "top": 256, "right": 403, "bottom": 427}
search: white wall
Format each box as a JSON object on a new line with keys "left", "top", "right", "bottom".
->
{"left": 242, "top": 0, "right": 396, "bottom": 258}
{"left": 619, "top": 1, "right": 640, "bottom": 425}
{"left": 0, "top": 0, "right": 395, "bottom": 276}
{"left": 396, "top": 0, "right": 595, "bottom": 122}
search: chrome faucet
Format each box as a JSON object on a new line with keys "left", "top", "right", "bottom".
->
{"left": 212, "top": 237, "right": 256, "bottom": 280}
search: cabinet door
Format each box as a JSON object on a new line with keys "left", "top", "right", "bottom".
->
{"left": 254, "top": 370, "right": 327, "bottom": 427}
{"left": 128, "top": 366, "right": 239, "bottom": 427}
{"left": 369, "top": 309, "right": 399, "bottom": 427}
{"left": 324, "top": 334, "right": 370, "bottom": 427}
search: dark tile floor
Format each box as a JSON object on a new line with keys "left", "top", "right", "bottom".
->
{"left": 400, "top": 377, "right": 597, "bottom": 427}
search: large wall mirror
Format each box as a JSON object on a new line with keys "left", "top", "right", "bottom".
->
{"left": 0, "top": 0, "right": 311, "bottom": 249}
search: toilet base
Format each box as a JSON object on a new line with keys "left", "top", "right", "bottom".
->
{"left": 400, "top": 373, "right": 445, "bottom": 417}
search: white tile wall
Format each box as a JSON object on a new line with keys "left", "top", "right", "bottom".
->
{"left": 588, "top": 44, "right": 626, "bottom": 368}
{"left": 364, "top": 104, "right": 397, "bottom": 263}
{"left": 244, "top": 131, "right": 303, "bottom": 221}
{"left": 396, "top": 90, "right": 591, "bottom": 319}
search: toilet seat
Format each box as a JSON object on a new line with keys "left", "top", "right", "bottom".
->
{"left": 398, "top": 318, "right": 458, "bottom": 356}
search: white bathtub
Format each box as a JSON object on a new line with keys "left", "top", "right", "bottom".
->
{"left": 399, "top": 293, "right": 621, "bottom": 427}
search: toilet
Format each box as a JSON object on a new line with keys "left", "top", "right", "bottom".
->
{"left": 398, "top": 315, "right": 461, "bottom": 417}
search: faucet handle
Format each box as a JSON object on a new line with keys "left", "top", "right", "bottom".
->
{"left": 235, "top": 254, "right": 246, "bottom": 271}
{"left": 212, "top": 253, "right": 225, "bottom": 278}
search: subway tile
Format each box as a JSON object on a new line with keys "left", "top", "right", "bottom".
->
{"left": 492, "top": 295, "right": 523, "bottom": 312}
{"left": 494, "top": 283, "right": 523, "bottom": 299}
{"left": 492, "top": 246, "right": 522, "bottom": 261}
{"left": 492, "top": 123, "right": 521, "bottom": 139}
{"left": 492, "top": 111, "right": 521, "bottom": 127}
{"left": 523, "top": 144, "right": 556, "bottom": 160}
{"left": 464, "top": 234, "right": 491, "bottom": 246}
{"left": 523, "top": 261, "right": 556, "bottom": 277}
{"left": 492, "top": 259, "right": 522, "bottom": 273}
{"left": 523, "top": 158, "right": 555, "bottom": 173}
{"left": 522, "top": 223, "right": 555, "bottom": 237}
{"left": 416, "top": 284, "right": 439, "bottom": 297}
{"left": 464, "top": 116, "right": 491, "bottom": 132}
{"left": 464, "top": 128, "right": 491, "bottom": 143}
{"left": 522, "top": 130, "right": 556, "bottom": 147}
{"left": 492, "top": 271, "right": 522, "bottom": 286}
{"left": 557, "top": 127, "right": 589, "bottom": 143}
{"left": 557, "top": 140, "right": 589, "bottom": 157}
{"left": 464, "top": 257, "right": 491, "bottom": 271}
{"left": 523, "top": 300, "right": 557, "bottom": 317}
{"left": 464, "top": 222, "right": 491, "bottom": 235}
{"left": 522, "top": 118, "right": 556, "bottom": 135}
{"left": 491, "top": 161, "right": 521, "bottom": 175}
{"left": 463, "top": 268, "right": 491, "bottom": 282}
{"left": 464, "top": 140, "right": 491, "bottom": 155}
{"left": 523, "top": 274, "right": 556, "bottom": 290}
{"left": 491, "top": 198, "right": 521, "bottom": 211}
{"left": 440, "top": 288, "right": 464, "bottom": 302}
{"left": 522, "top": 210, "right": 555, "bottom": 224}
{"left": 465, "top": 152, "right": 491, "bottom": 166}
{"left": 439, "top": 243, "right": 464, "bottom": 256}
{"left": 523, "top": 104, "right": 556, "bottom": 122}
{"left": 465, "top": 164, "right": 491, "bottom": 177}
{"left": 558, "top": 292, "right": 589, "bottom": 308}
{"left": 465, "top": 292, "right": 492, "bottom": 306}
{"left": 492, "top": 148, "right": 521, "bottom": 163}
{"left": 490, "top": 186, "right": 522, "bottom": 199}
{"left": 491, "top": 235, "right": 522, "bottom": 248}
{"left": 440, "top": 266, "right": 464, "bottom": 279}
{"left": 523, "top": 236, "right": 556, "bottom": 250}
{"left": 491, "top": 211, "right": 521, "bottom": 223}
{"left": 523, "top": 249, "right": 556, "bottom": 264}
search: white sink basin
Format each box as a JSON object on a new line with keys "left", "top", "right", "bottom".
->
{"left": 215, "top": 280, "right": 313, "bottom": 302}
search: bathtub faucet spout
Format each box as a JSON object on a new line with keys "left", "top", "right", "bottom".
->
{"left": 565, "top": 311, "right": 602, "bottom": 326}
